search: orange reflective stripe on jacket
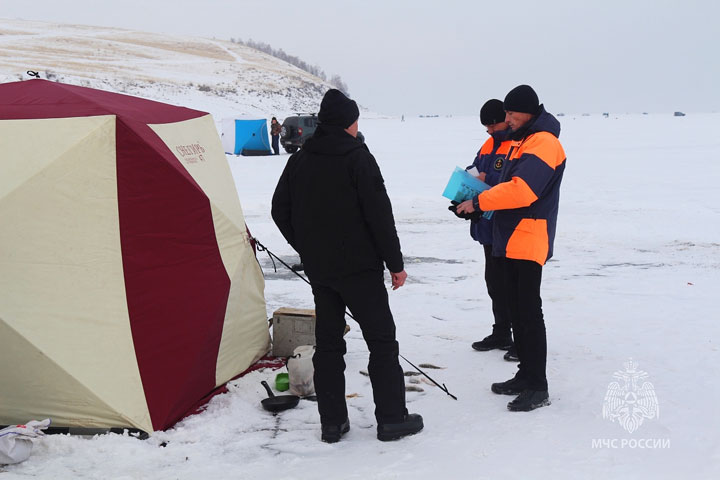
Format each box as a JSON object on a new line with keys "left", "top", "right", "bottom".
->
{"left": 478, "top": 136, "right": 494, "bottom": 156}
{"left": 505, "top": 218, "right": 549, "bottom": 265}
{"left": 516, "top": 131, "right": 565, "bottom": 170}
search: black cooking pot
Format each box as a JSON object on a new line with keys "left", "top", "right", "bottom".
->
{"left": 260, "top": 380, "right": 299, "bottom": 412}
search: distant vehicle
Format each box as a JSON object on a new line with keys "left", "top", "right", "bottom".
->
{"left": 673, "top": 111, "right": 686, "bottom": 117}
{"left": 280, "top": 114, "right": 318, "bottom": 153}
{"left": 280, "top": 113, "right": 364, "bottom": 153}
{"left": 557, "top": 113, "right": 565, "bottom": 117}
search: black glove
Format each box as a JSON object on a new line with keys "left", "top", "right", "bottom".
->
{"left": 448, "top": 202, "right": 481, "bottom": 221}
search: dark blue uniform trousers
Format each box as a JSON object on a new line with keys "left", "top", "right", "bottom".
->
{"left": 499, "top": 257, "right": 548, "bottom": 391}
{"left": 484, "top": 244, "right": 512, "bottom": 338}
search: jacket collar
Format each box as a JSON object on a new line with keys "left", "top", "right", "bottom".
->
{"left": 303, "top": 124, "right": 367, "bottom": 155}
{"left": 509, "top": 105, "right": 561, "bottom": 141}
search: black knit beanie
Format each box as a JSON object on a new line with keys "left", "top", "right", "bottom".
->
{"left": 480, "top": 99, "right": 505, "bottom": 126}
{"left": 503, "top": 85, "right": 539, "bottom": 114}
{"left": 318, "top": 89, "right": 359, "bottom": 128}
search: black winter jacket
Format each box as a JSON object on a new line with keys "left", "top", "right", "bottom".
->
{"left": 271, "top": 125, "right": 403, "bottom": 281}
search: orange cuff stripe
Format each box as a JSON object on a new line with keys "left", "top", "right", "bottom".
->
{"left": 478, "top": 176, "right": 538, "bottom": 211}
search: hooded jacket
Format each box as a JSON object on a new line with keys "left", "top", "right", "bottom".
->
{"left": 271, "top": 124, "right": 403, "bottom": 280}
{"left": 467, "top": 129, "right": 511, "bottom": 245}
{"left": 476, "top": 106, "right": 566, "bottom": 265}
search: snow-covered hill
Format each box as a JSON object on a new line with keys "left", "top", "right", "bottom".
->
{"left": 0, "top": 18, "right": 336, "bottom": 119}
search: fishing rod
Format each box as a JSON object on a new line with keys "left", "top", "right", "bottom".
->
{"left": 399, "top": 354, "right": 457, "bottom": 401}
{"left": 254, "top": 238, "right": 311, "bottom": 286}
{"left": 252, "top": 237, "right": 458, "bottom": 401}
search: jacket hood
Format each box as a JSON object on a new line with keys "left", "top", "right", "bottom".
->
{"left": 510, "top": 104, "right": 561, "bottom": 140}
{"left": 302, "top": 124, "right": 367, "bottom": 156}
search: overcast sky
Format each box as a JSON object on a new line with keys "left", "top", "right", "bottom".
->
{"left": 3, "top": 0, "right": 718, "bottom": 115}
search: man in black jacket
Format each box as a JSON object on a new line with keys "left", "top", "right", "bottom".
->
{"left": 271, "top": 89, "right": 423, "bottom": 443}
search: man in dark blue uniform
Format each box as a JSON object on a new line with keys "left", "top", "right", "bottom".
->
{"left": 466, "top": 99, "right": 517, "bottom": 362}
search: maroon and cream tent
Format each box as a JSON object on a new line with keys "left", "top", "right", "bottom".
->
{"left": 0, "top": 79, "right": 270, "bottom": 433}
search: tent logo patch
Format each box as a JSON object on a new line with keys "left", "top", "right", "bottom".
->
{"left": 175, "top": 142, "right": 206, "bottom": 163}
{"left": 602, "top": 359, "right": 659, "bottom": 433}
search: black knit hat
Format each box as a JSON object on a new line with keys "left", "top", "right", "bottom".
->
{"left": 503, "top": 85, "right": 539, "bottom": 114}
{"left": 480, "top": 99, "right": 505, "bottom": 126}
{"left": 318, "top": 89, "right": 359, "bottom": 128}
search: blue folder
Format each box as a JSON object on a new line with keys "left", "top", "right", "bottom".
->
{"left": 442, "top": 167, "right": 494, "bottom": 219}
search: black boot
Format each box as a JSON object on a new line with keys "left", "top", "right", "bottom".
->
{"left": 471, "top": 334, "right": 513, "bottom": 351}
{"left": 507, "top": 390, "right": 550, "bottom": 411}
{"left": 503, "top": 345, "right": 519, "bottom": 362}
{"left": 321, "top": 418, "right": 350, "bottom": 443}
{"left": 491, "top": 375, "right": 529, "bottom": 395}
{"left": 377, "top": 413, "right": 424, "bottom": 441}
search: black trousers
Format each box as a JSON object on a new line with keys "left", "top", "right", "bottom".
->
{"left": 272, "top": 135, "right": 279, "bottom": 155}
{"left": 483, "top": 245, "right": 512, "bottom": 338}
{"left": 311, "top": 270, "right": 407, "bottom": 425}
{"left": 499, "top": 257, "right": 548, "bottom": 391}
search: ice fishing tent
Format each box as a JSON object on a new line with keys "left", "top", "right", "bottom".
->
{"left": 221, "top": 117, "right": 272, "bottom": 156}
{"left": 0, "top": 79, "right": 271, "bottom": 433}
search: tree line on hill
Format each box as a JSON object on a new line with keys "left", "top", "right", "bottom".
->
{"left": 231, "top": 38, "right": 350, "bottom": 96}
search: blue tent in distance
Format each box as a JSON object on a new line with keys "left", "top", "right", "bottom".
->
{"left": 221, "top": 117, "right": 272, "bottom": 156}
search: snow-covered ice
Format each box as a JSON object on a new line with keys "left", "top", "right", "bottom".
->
{"left": 2, "top": 112, "right": 719, "bottom": 479}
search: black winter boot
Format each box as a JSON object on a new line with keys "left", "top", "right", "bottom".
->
{"left": 491, "top": 375, "right": 530, "bottom": 395}
{"left": 321, "top": 418, "right": 350, "bottom": 443}
{"left": 377, "top": 413, "right": 424, "bottom": 441}
{"left": 472, "top": 334, "right": 513, "bottom": 351}
{"left": 507, "top": 390, "right": 551, "bottom": 411}
{"left": 503, "top": 345, "right": 519, "bottom": 362}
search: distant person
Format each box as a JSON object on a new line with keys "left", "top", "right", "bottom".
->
{"left": 270, "top": 117, "right": 281, "bottom": 155}
{"left": 459, "top": 99, "right": 517, "bottom": 361}
{"left": 456, "top": 84, "right": 566, "bottom": 412}
{"left": 271, "top": 89, "right": 423, "bottom": 442}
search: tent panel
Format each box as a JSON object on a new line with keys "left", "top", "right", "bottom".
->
{"left": 116, "top": 120, "right": 230, "bottom": 430}
{"left": 245, "top": 120, "right": 271, "bottom": 152}
{"left": 214, "top": 227, "right": 270, "bottom": 385}
{"left": 0, "top": 321, "right": 152, "bottom": 432}
{"left": 0, "top": 117, "right": 151, "bottom": 431}
{"left": 220, "top": 117, "right": 236, "bottom": 155}
{"left": 0, "top": 79, "right": 205, "bottom": 125}
{"left": 235, "top": 119, "right": 271, "bottom": 155}
{"left": 0, "top": 116, "right": 115, "bottom": 201}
